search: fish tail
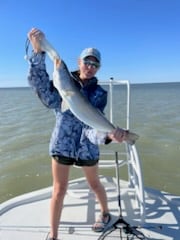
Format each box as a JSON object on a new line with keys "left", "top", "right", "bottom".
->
{"left": 126, "top": 131, "right": 139, "bottom": 145}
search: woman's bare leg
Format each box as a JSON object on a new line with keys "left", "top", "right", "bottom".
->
{"left": 82, "top": 164, "right": 109, "bottom": 214}
{"left": 50, "top": 159, "right": 70, "bottom": 239}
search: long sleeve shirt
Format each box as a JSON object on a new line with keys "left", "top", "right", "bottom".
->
{"left": 27, "top": 52, "right": 110, "bottom": 162}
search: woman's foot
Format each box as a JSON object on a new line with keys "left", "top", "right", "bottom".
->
{"left": 46, "top": 233, "right": 58, "bottom": 240}
{"left": 92, "top": 212, "right": 111, "bottom": 232}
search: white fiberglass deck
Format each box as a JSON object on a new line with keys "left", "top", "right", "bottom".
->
{"left": 0, "top": 175, "right": 179, "bottom": 240}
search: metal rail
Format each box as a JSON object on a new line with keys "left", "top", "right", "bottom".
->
{"left": 99, "top": 79, "right": 145, "bottom": 223}
{"left": 100, "top": 78, "right": 130, "bottom": 129}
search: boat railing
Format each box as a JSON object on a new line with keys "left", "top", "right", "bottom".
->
{"left": 98, "top": 79, "right": 146, "bottom": 223}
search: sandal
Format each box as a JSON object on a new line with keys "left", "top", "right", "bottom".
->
{"left": 92, "top": 212, "right": 111, "bottom": 232}
{"left": 46, "top": 233, "right": 58, "bottom": 240}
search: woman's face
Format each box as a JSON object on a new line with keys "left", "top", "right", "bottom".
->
{"left": 78, "top": 56, "right": 100, "bottom": 81}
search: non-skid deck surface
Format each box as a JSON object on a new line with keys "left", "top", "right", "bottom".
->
{"left": 1, "top": 177, "right": 180, "bottom": 239}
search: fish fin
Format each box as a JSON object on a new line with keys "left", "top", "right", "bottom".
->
{"left": 61, "top": 91, "right": 75, "bottom": 112}
{"left": 61, "top": 100, "right": 69, "bottom": 112}
{"left": 54, "top": 59, "right": 61, "bottom": 69}
{"left": 64, "top": 90, "right": 75, "bottom": 97}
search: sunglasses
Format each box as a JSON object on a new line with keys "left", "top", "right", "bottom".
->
{"left": 83, "top": 60, "right": 100, "bottom": 69}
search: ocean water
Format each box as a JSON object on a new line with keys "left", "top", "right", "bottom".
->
{"left": 0, "top": 82, "right": 180, "bottom": 203}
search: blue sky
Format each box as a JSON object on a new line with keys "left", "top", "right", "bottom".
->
{"left": 0, "top": 0, "right": 179, "bottom": 87}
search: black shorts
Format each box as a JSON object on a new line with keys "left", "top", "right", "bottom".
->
{"left": 52, "top": 155, "right": 98, "bottom": 167}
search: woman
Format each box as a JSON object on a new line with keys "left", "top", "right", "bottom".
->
{"left": 27, "top": 28, "right": 127, "bottom": 240}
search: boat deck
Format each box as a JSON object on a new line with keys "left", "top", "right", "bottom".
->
{"left": 1, "top": 176, "right": 179, "bottom": 240}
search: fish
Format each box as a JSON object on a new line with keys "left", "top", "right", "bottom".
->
{"left": 39, "top": 37, "right": 139, "bottom": 145}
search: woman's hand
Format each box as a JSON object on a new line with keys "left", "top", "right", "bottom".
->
{"left": 108, "top": 127, "right": 128, "bottom": 143}
{"left": 28, "top": 28, "right": 45, "bottom": 53}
